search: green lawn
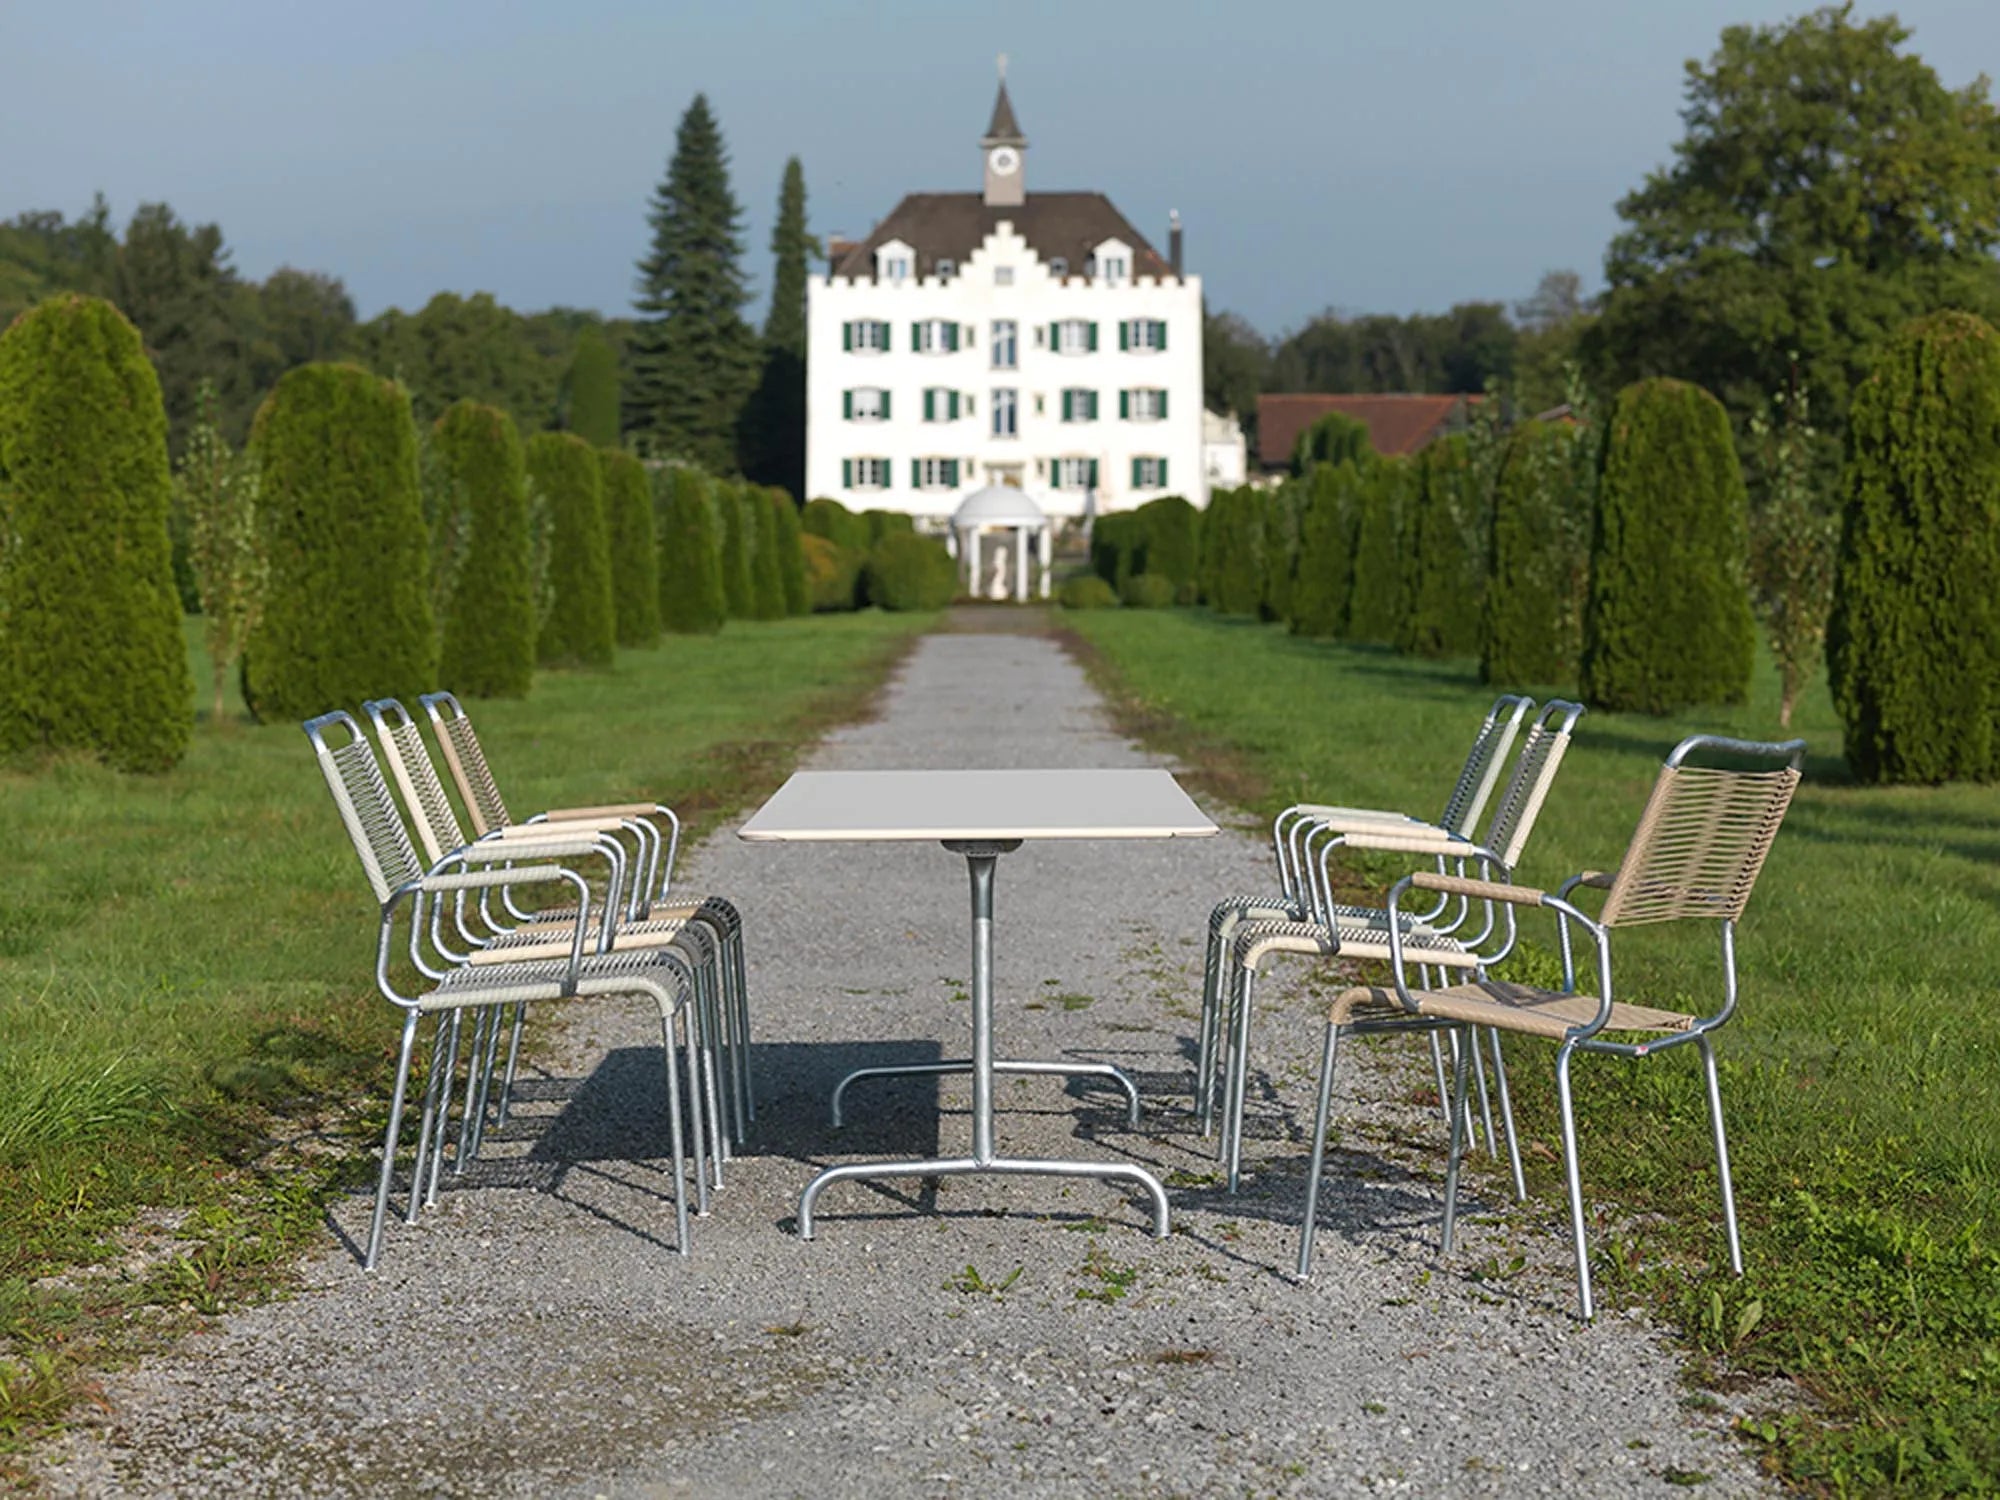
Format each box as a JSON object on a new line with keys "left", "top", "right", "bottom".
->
{"left": 0, "top": 610, "right": 930, "bottom": 1449}
{"left": 1065, "top": 608, "right": 1999, "bottom": 1496}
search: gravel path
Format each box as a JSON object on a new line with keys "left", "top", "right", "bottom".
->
{"left": 32, "top": 629, "right": 1772, "bottom": 1497}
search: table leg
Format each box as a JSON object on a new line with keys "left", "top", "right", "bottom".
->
{"left": 829, "top": 1059, "right": 1143, "bottom": 1130}
{"left": 797, "top": 845, "right": 1171, "bottom": 1240}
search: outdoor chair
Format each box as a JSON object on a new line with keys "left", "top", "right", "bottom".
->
{"left": 419, "top": 689, "right": 755, "bottom": 1146}
{"left": 1194, "top": 693, "right": 1533, "bottom": 1133}
{"left": 364, "top": 697, "right": 735, "bottom": 1195}
{"left": 1214, "top": 700, "right": 1586, "bottom": 1199}
{"left": 1303, "top": 734, "right": 1804, "bottom": 1317}
{"left": 303, "top": 709, "right": 705, "bottom": 1270}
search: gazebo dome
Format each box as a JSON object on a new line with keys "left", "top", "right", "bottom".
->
{"left": 952, "top": 483, "right": 1047, "bottom": 528}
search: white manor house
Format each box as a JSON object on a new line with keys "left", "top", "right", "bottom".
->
{"left": 805, "top": 73, "right": 1211, "bottom": 526}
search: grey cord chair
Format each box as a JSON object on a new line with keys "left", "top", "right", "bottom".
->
{"left": 303, "top": 710, "right": 705, "bottom": 1269}
{"left": 419, "top": 690, "right": 756, "bottom": 1148}
{"left": 1194, "top": 694, "right": 1533, "bottom": 1133}
{"left": 1307, "top": 733, "right": 1805, "bottom": 1316}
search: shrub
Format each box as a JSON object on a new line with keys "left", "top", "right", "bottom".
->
{"left": 1061, "top": 575, "right": 1120, "bottom": 609}
{"left": 1090, "top": 511, "right": 1147, "bottom": 590}
{"left": 240, "top": 362, "right": 435, "bottom": 721}
{"left": 748, "top": 484, "right": 788, "bottom": 620}
{"left": 1481, "top": 420, "right": 1588, "bottom": 688}
{"left": 1346, "top": 457, "right": 1410, "bottom": 645}
{"left": 768, "top": 489, "right": 810, "bottom": 615}
{"left": 1581, "top": 378, "right": 1755, "bottom": 714}
{"left": 433, "top": 400, "right": 535, "bottom": 698}
{"left": 1288, "top": 461, "right": 1356, "bottom": 638}
{"left": 656, "top": 466, "right": 727, "bottom": 634}
{"left": 1291, "top": 410, "right": 1373, "bottom": 475}
{"left": 601, "top": 450, "right": 661, "bottom": 647}
{"left": 175, "top": 379, "right": 263, "bottom": 720}
{"left": 717, "top": 480, "right": 757, "bottom": 619}
{"left": 801, "top": 532, "right": 864, "bottom": 611}
{"left": 1134, "top": 495, "right": 1201, "bottom": 594}
{"left": 562, "top": 326, "right": 619, "bottom": 448}
{"left": 1119, "top": 573, "right": 1175, "bottom": 608}
{"left": 864, "top": 531, "right": 955, "bottom": 611}
{"left": 526, "top": 432, "right": 614, "bottom": 668}
{"left": 1206, "top": 487, "right": 1266, "bottom": 617}
{"left": 0, "top": 294, "right": 193, "bottom": 769}
{"left": 1398, "top": 434, "right": 1487, "bottom": 659}
{"left": 1262, "top": 483, "right": 1303, "bottom": 623}
{"left": 862, "top": 508, "right": 915, "bottom": 545}
{"left": 1828, "top": 310, "right": 2000, "bottom": 782}
{"left": 802, "top": 496, "right": 869, "bottom": 552}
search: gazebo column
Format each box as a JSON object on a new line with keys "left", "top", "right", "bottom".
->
{"left": 1040, "top": 522, "right": 1053, "bottom": 598}
{"left": 966, "top": 528, "right": 981, "bottom": 593}
{"left": 1014, "top": 523, "right": 1029, "bottom": 602}
{"left": 945, "top": 528, "right": 959, "bottom": 560}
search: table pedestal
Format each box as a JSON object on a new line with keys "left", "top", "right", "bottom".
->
{"left": 797, "top": 841, "right": 1171, "bottom": 1240}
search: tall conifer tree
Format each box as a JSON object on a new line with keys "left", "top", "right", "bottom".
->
{"left": 627, "top": 95, "right": 759, "bottom": 472}
{"left": 741, "top": 158, "right": 814, "bottom": 495}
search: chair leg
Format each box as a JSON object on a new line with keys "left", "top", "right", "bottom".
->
{"left": 453, "top": 1009, "right": 489, "bottom": 1173}
{"left": 1486, "top": 1027, "right": 1526, "bottom": 1203}
{"left": 406, "top": 1015, "right": 449, "bottom": 1227}
{"left": 496, "top": 1000, "right": 529, "bottom": 1128}
{"left": 1439, "top": 1026, "right": 1475, "bottom": 1256}
{"left": 730, "top": 925, "right": 755, "bottom": 1125}
{"left": 1554, "top": 1042, "right": 1594, "bottom": 1321}
{"left": 1428, "top": 1031, "right": 1450, "bottom": 1125}
{"left": 658, "top": 1000, "right": 692, "bottom": 1256}
{"left": 1471, "top": 1028, "right": 1496, "bottom": 1158}
{"left": 1697, "top": 1034, "right": 1743, "bottom": 1277}
{"left": 1222, "top": 964, "right": 1258, "bottom": 1192}
{"left": 467, "top": 1003, "right": 505, "bottom": 1158}
{"left": 425, "top": 1011, "right": 465, "bottom": 1207}
{"left": 696, "top": 965, "right": 727, "bottom": 1184}
{"left": 1195, "top": 904, "right": 1237, "bottom": 1133}
{"left": 1295, "top": 1021, "right": 1342, "bottom": 1280}
{"left": 682, "top": 986, "right": 712, "bottom": 1218}
{"left": 366, "top": 1011, "right": 422, "bottom": 1271}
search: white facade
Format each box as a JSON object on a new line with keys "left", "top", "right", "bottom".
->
{"left": 1203, "top": 407, "right": 1248, "bottom": 489}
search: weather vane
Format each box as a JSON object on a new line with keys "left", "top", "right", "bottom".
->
{"left": 998, "top": 52, "right": 1008, "bottom": 81}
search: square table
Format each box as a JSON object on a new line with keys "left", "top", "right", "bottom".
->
{"left": 739, "top": 768, "right": 1218, "bottom": 1238}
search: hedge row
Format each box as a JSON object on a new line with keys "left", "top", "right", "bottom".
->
{"left": 797, "top": 496, "right": 951, "bottom": 612}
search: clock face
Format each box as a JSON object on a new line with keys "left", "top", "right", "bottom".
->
{"left": 990, "top": 146, "right": 1020, "bottom": 176}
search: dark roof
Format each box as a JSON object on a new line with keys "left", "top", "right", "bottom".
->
{"left": 831, "top": 191, "right": 1172, "bottom": 281}
{"left": 984, "top": 81, "right": 1024, "bottom": 144}
{"left": 1257, "top": 393, "right": 1475, "bottom": 466}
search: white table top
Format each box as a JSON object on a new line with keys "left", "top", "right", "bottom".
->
{"left": 738, "top": 768, "right": 1219, "bottom": 843}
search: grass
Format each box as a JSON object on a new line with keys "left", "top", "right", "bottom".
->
{"left": 0, "top": 609, "right": 931, "bottom": 1457}
{"left": 1063, "top": 607, "right": 2000, "bottom": 1497}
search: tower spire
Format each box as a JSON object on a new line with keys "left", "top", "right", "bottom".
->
{"left": 983, "top": 62, "right": 1025, "bottom": 147}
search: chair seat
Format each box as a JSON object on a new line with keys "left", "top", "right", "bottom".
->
{"left": 1234, "top": 917, "right": 1481, "bottom": 971}
{"left": 470, "top": 917, "right": 693, "bottom": 966}
{"left": 425, "top": 949, "right": 692, "bottom": 1013}
{"left": 1331, "top": 980, "right": 1695, "bottom": 1041}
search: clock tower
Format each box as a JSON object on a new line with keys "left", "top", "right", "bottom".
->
{"left": 981, "top": 57, "right": 1026, "bottom": 208}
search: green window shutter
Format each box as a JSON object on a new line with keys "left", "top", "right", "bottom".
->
{"left": 949, "top": 391, "right": 960, "bottom": 420}
{"left": 1119, "top": 390, "right": 1129, "bottom": 420}
{"left": 1159, "top": 457, "right": 1168, "bottom": 487}
{"left": 1154, "top": 320, "right": 1167, "bottom": 350}
{"left": 911, "top": 459, "right": 922, "bottom": 487}
{"left": 843, "top": 323, "right": 854, "bottom": 352}
{"left": 946, "top": 323, "right": 960, "bottom": 352}
{"left": 924, "top": 388, "right": 935, "bottom": 422}
{"left": 1087, "top": 322, "right": 1099, "bottom": 352}
{"left": 842, "top": 458, "right": 853, "bottom": 487}
{"left": 1083, "top": 391, "right": 1095, "bottom": 420}
{"left": 911, "top": 322, "right": 922, "bottom": 352}
{"left": 843, "top": 390, "right": 853, "bottom": 419}
{"left": 1118, "top": 321, "right": 1130, "bottom": 351}
{"left": 1131, "top": 457, "right": 1142, "bottom": 489}
{"left": 1157, "top": 390, "right": 1168, "bottom": 419}
{"left": 1088, "top": 459, "right": 1099, "bottom": 489}
{"left": 1061, "top": 390, "right": 1072, "bottom": 422}
{"left": 945, "top": 459, "right": 959, "bottom": 487}
{"left": 882, "top": 390, "right": 891, "bottom": 420}
{"left": 1049, "top": 321, "right": 1061, "bottom": 349}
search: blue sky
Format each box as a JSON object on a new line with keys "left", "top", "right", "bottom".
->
{"left": 5, "top": 0, "right": 1996, "bottom": 336}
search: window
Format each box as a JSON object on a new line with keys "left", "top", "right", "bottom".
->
{"left": 913, "top": 457, "right": 961, "bottom": 490}
{"left": 843, "top": 320, "right": 892, "bottom": 353}
{"left": 1131, "top": 456, "right": 1169, "bottom": 489}
{"left": 935, "top": 258, "right": 956, "bottom": 278}
{"left": 1119, "top": 319, "right": 1168, "bottom": 352}
{"left": 1052, "top": 319, "right": 1097, "bottom": 355}
{"left": 1120, "top": 388, "right": 1168, "bottom": 421}
{"left": 1052, "top": 457, "right": 1100, "bottom": 491}
{"left": 921, "top": 388, "right": 962, "bottom": 423}
{"left": 913, "top": 319, "right": 961, "bottom": 354}
{"left": 992, "top": 389, "right": 1018, "bottom": 438}
{"left": 994, "top": 265, "right": 1014, "bottom": 287}
{"left": 991, "top": 320, "right": 1017, "bottom": 369}
{"left": 1101, "top": 256, "right": 1128, "bottom": 283}
{"left": 1048, "top": 256, "right": 1069, "bottom": 277}
{"left": 843, "top": 387, "right": 890, "bottom": 421}
{"left": 843, "top": 457, "right": 889, "bottom": 490}
{"left": 1059, "top": 389, "right": 1098, "bottom": 423}
{"left": 882, "top": 255, "right": 911, "bottom": 282}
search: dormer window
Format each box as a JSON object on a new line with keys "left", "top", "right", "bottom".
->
{"left": 1102, "top": 256, "right": 1128, "bottom": 283}
{"left": 875, "top": 239, "right": 914, "bottom": 283}
{"left": 935, "top": 258, "right": 956, "bottom": 279}
{"left": 1093, "top": 238, "right": 1133, "bottom": 286}
{"left": 1048, "top": 256, "right": 1068, "bottom": 278}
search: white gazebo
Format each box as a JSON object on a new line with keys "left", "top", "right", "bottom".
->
{"left": 947, "top": 483, "right": 1054, "bottom": 601}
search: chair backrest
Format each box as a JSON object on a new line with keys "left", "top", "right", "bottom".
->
{"left": 1481, "top": 699, "right": 1586, "bottom": 870}
{"left": 1598, "top": 735, "right": 1805, "bottom": 929}
{"left": 364, "top": 698, "right": 470, "bottom": 865}
{"left": 420, "top": 690, "right": 512, "bottom": 837}
{"left": 1437, "top": 693, "right": 1534, "bottom": 837}
{"left": 302, "top": 710, "right": 426, "bottom": 907}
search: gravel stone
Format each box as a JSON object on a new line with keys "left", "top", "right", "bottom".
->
{"left": 29, "top": 631, "right": 1774, "bottom": 1497}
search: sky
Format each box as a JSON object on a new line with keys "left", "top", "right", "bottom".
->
{"left": 5, "top": 0, "right": 1998, "bottom": 338}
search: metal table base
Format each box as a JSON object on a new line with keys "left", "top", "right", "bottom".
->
{"left": 797, "top": 841, "right": 1171, "bottom": 1240}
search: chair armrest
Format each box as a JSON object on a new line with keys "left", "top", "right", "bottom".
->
{"left": 418, "top": 865, "right": 574, "bottom": 894}
{"left": 1571, "top": 870, "right": 1616, "bottom": 890}
{"left": 1409, "top": 872, "right": 1547, "bottom": 906}
{"left": 486, "top": 818, "right": 631, "bottom": 841}
{"left": 543, "top": 801, "right": 662, "bottom": 822}
{"left": 1293, "top": 803, "right": 1429, "bottom": 826}
{"left": 465, "top": 833, "right": 621, "bottom": 861}
{"left": 1338, "top": 828, "right": 1472, "bottom": 856}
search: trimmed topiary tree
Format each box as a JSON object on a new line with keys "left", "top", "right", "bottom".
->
{"left": 1060, "top": 575, "right": 1119, "bottom": 609}
{"left": 434, "top": 400, "right": 535, "bottom": 698}
{"left": 800, "top": 532, "right": 863, "bottom": 611}
{"left": 802, "top": 496, "right": 869, "bottom": 552}
{"left": 768, "top": 489, "right": 810, "bottom": 615}
{"left": 864, "top": 532, "right": 955, "bottom": 611}
{"left": 526, "top": 432, "right": 614, "bottom": 668}
{"left": 656, "top": 467, "right": 727, "bottom": 634}
{"left": 0, "top": 294, "right": 193, "bottom": 770}
{"left": 601, "top": 450, "right": 661, "bottom": 648}
{"left": 862, "top": 508, "right": 915, "bottom": 545}
{"left": 748, "top": 484, "right": 787, "bottom": 620}
{"left": 1581, "top": 378, "right": 1755, "bottom": 714}
{"left": 1828, "top": 310, "right": 2000, "bottom": 783}
{"left": 1291, "top": 409, "right": 1372, "bottom": 475}
{"left": 563, "top": 326, "right": 620, "bottom": 448}
{"left": 1091, "top": 511, "right": 1147, "bottom": 591}
{"left": 1134, "top": 495, "right": 1201, "bottom": 600}
{"left": 1346, "top": 457, "right": 1410, "bottom": 646}
{"left": 243, "top": 362, "right": 435, "bottom": 721}
{"left": 1207, "top": 487, "right": 1266, "bottom": 617}
{"left": 1398, "top": 434, "right": 1487, "bottom": 659}
{"left": 1262, "top": 483, "right": 1302, "bottom": 624}
{"left": 1288, "top": 461, "right": 1355, "bottom": 638}
{"left": 1481, "top": 420, "right": 1586, "bottom": 688}
{"left": 717, "top": 480, "right": 757, "bottom": 619}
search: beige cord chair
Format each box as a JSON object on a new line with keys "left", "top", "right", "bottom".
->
{"left": 1304, "top": 733, "right": 1805, "bottom": 1316}
{"left": 302, "top": 710, "right": 703, "bottom": 1269}
{"left": 419, "top": 689, "right": 755, "bottom": 1147}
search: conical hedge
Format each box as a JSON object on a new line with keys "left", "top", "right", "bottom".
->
{"left": 717, "top": 481, "right": 757, "bottom": 619}
{"left": 526, "top": 432, "right": 614, "bottom": 668}
{"left": 244, "top": 362, "right": 435, "bottom": 721}
{"left": 768, "top": 489, "right": 810, "bottom": 615}
{"left": 749, "top": 483, "right": 787, "bottom": 620}
{"left": 434, "top": 400, "right": 534, "bottom": 698}
{"left": 1481, "top": 420, "right": 1589, "bottom": 688}
{"left": 1345, "top": 457, "right": 1410, "bottom": 646}
{"left": 1581, "top": 378, "right": 1755, "bottom": 714}
{"left": 1206, "top": 487, "right": 1266, "bottom": 616}
{"left": 657, "top": 467, "right": 727, "bottom": 634}
{"left": 802, "top": 497, "right": 869, "bottom": 552}
{"left": 1828, "top": 310, "right": 2000, "bottom": 783}
{"left": 0, "top": 294, "right": 193, "bottom": 769}
{"left": 563, "top": 326, "right": 620, "bottom": 448}
{"left": 1398, "top": 435, "right": 1487, "bottom": 659}
{"left": 601, "top": 450, "right": 661, "bottom": 648}
{"left": 1135, "top": 494, "right": 1201, "bottom": 599}
{"left": 1288, "top": 461, "right": 1355, "bottom": 638}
